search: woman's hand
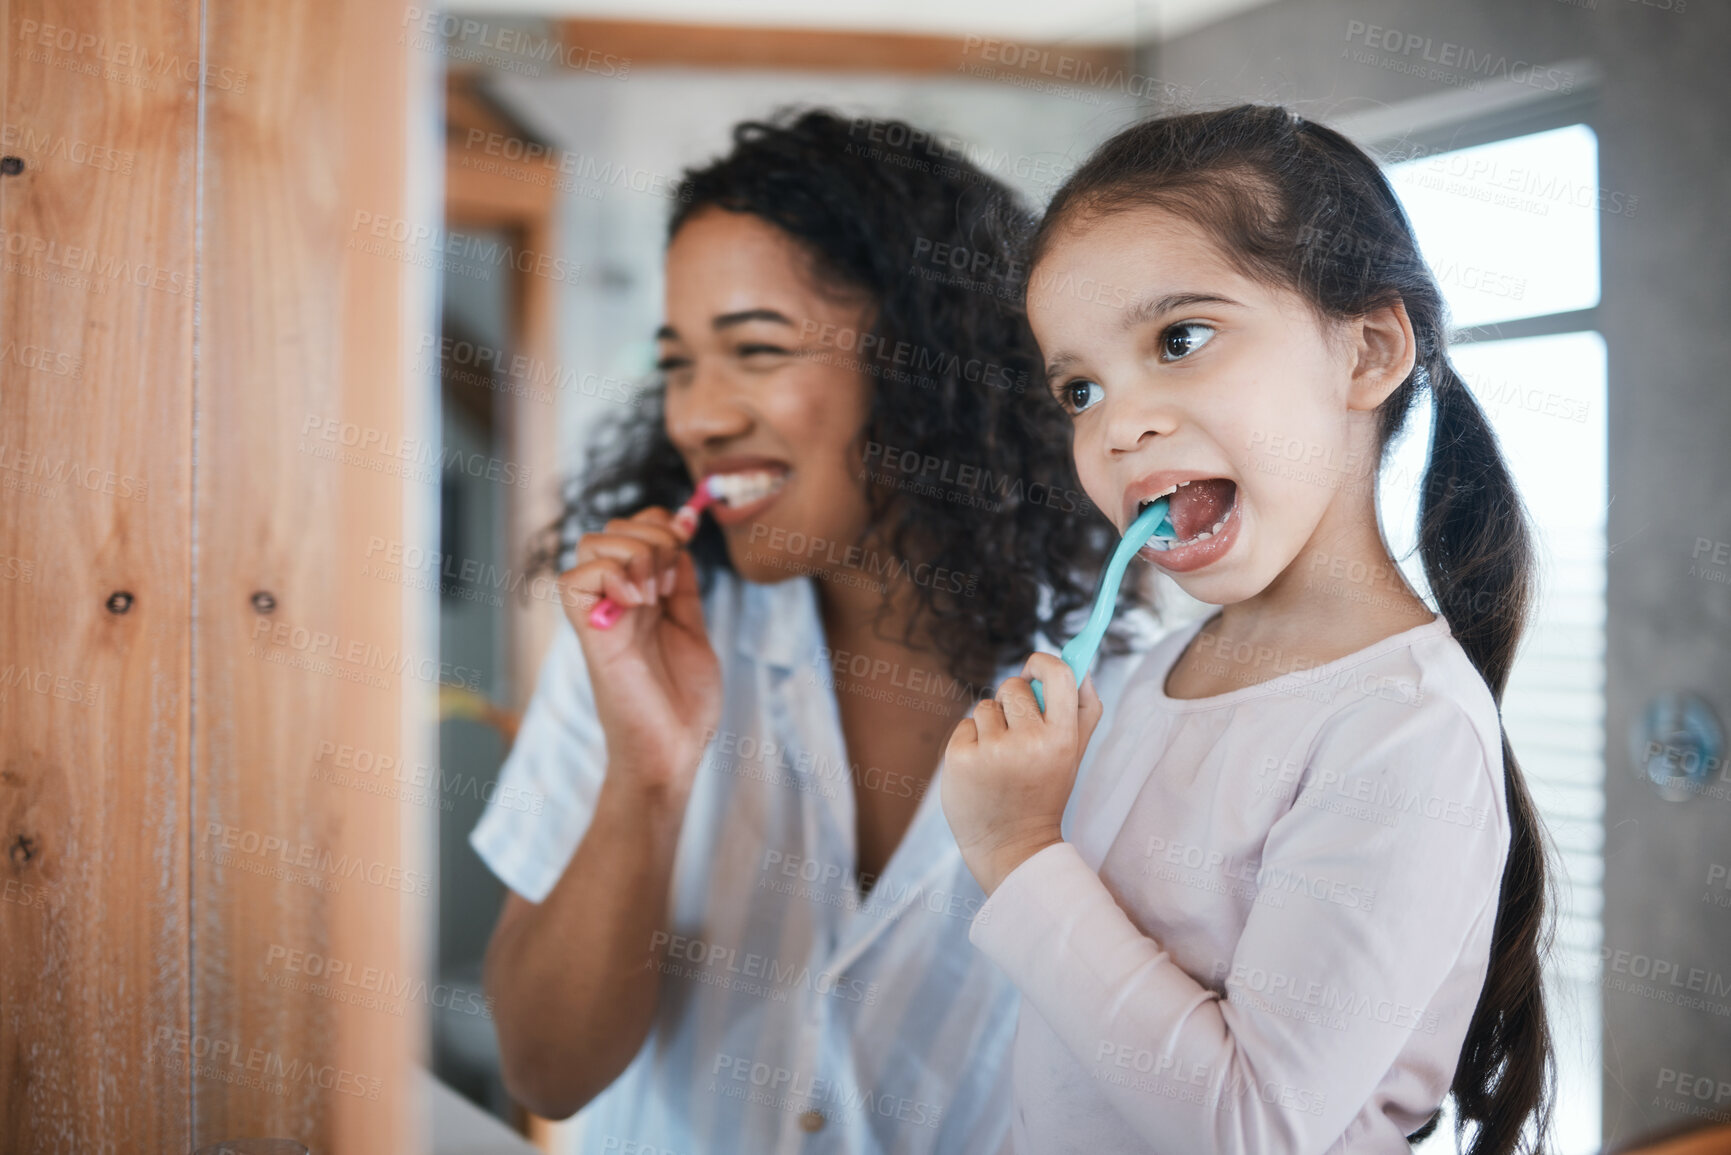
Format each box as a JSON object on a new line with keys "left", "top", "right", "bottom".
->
{"left": 559, "top": 507, "right": 723, "bottom": 798}
{"left": 940, "top": 652, "right": 1103, "bottom": 896}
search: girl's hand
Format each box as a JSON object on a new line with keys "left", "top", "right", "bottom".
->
{"left": 558, "top": 508, "right": 723, "bottom": 799}
{"left": 940, "top": 652, "right": 1103, "bottom": 896}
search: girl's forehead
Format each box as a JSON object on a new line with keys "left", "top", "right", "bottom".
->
{"left": 1042, "top": 204, "right": 1233, "bottom": 270}
{"left": 1028, "top": 210, "right": 1259, "bottom": 330}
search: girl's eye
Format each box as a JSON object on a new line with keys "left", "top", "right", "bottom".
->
{"left": 1060, "top": 379, "right": 1104, "bottom": 415}
{"left": 655, "top": 354, "right": 691, "bottom": 376}
{"left": 1160, "top": 321, "right": 1216, "bottom": 362}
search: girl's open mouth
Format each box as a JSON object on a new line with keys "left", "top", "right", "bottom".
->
{"left": 1136, "top": 478, "right": 1239, "bottom": 572}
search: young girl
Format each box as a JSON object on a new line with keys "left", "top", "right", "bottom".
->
{"left": 940, "top": 105, "right": 1554, "bottom": 1153}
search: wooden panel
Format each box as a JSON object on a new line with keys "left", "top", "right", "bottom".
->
{"left": 191, "top": 0, "right": 423, "bottom": 1150}
{"left": 550, "top": 18, "right": 1131, "bottom": 76}
{"left": 0, "top": 0, "right": 200, "bottom": 1149}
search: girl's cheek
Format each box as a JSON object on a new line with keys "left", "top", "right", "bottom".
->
{"left": 1073, "top": 453, "right": 1116, "bottom": 524}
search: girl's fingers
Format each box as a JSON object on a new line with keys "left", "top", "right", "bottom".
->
{"left": 1077, "top": 674, "right": 1105, "bottom": 749}
{"left": 1078, "top": 672, "right": 1103, "bottom": 719}
{"left": 995, "top": 676, "right": 1042, "bottom": 727}
{"left": 972, "top": 697, "right": 1006, "bottom": 737}
{"left": 1021, "top": 652, "right": 1078, "bottom": 719}
{"left": 946, "top": 717, "right": 979, "bottom": 752}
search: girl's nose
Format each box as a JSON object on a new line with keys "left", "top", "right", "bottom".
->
{"left": 1104, "top": 393, "right": 1176, "bottom": 454}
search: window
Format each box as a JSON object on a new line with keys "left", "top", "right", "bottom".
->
{"left": 1380, "top": 124, "right": 1607, "bottom": 1155}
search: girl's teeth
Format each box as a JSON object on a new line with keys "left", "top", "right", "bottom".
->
{"left": 1146, "top": 515, "right": 1231, "bottom": 551}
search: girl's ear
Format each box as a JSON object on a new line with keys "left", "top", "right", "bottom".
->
{"left": 1345, "top": 299, "right": 1417, "bottom": 412}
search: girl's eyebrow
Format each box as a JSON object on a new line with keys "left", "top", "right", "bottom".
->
{"left": 1043, "top": 351, "right": 1082, "bottom": 384}
{"left": 1120, "top": 291, "right": 1243, "bottom": 330}
{"left": 1043, "top": 291, "right": 1244, "bottom": 383}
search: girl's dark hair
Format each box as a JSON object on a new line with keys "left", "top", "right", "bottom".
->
{"left": 528, "top": 108, "right": 1117, "bottom": 690}
{"left": 1031, "top": 104, "right": 1553, "bottom": 1153}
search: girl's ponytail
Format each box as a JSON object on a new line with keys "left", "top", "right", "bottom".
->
{"left": 1415, "top": 359, "right": 1533, "bottom": 698}
{"left": 1414, "top": 358, "right": 1557, "bottom": 1153}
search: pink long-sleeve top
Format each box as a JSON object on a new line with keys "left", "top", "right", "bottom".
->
{"left": 970, "top": 613, "right": 1511, "bottom": 1154}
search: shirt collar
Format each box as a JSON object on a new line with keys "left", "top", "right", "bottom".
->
{"left": 730, "top": 569, "right": 1073, "bottom": 679}
{"left": 734, "top": 573, "right": 825, "bottom": 672}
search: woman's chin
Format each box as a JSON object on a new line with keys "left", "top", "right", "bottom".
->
{"left": 720, "top": 535, "right": 798, "bottom": 586}
{"left": 733, "top": 562, "right": 798, "bottom": 585}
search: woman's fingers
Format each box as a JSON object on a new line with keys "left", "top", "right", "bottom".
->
{"left": 562, "top": 557, "right": 645, "bottom": 629}
{"left": 578, "top": 533, "right": 672, "bottom": 604}
{"left": 605, "top": 517, "right": 683, "bottom": 562}
{"left": 579, "top": 509, "right": 699, "bottom": 604}
{"left": 660, "top": 550, "right": 705, "bottom": 634}
{"left": 626, "top": 505, "right": 681, "bottom": 537}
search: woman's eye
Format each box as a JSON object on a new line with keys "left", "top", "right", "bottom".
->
{"left": 1160, "top": 321, "right": 1216, "bottom": 361}
{"left": 737, "top": 343, "right": 791, "bottom": 359}
{"left": 655, "top": 354, "right": 691, "bottom": 375}
{"left": 1061, "top": 379, "right": 1104, "bottom": 414}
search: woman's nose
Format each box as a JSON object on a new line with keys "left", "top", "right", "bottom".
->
{"left": 667, "top": 359, "right": 753, "bottom": 446}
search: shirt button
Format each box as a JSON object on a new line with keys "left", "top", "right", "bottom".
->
{"left": 799, "top": 1109, "right": 826, "bottom": 1133}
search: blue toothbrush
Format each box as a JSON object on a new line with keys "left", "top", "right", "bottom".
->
{"left": 1031, "top": 496, "right": 1176, "bottom": 712}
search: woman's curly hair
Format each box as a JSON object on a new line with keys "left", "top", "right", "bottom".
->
{"left": 526, "top": 107, "right": 1120, "bottom": 691}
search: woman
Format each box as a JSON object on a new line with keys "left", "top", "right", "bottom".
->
{"left": 471, "top": 109, "right": 1141, "bottom": 1153}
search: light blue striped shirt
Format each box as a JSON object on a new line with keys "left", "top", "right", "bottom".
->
{"left": 472, "top": 568, "right": 1145, "bottom": 1154}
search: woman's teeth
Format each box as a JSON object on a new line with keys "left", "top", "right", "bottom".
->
{"left": 708, "top": 469, "right": 787, "bottom": 507}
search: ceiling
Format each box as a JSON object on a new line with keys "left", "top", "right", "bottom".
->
{"left": 444, "top": 0, "right": 1284, "bottom": 45}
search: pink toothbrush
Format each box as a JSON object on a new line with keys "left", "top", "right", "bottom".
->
{"left": 586, "top": 476, "right": 721, "bottom": 629}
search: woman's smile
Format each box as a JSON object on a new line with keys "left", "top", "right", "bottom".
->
{"left": 702, "top": 461, "right": 791, "bottom": 526}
